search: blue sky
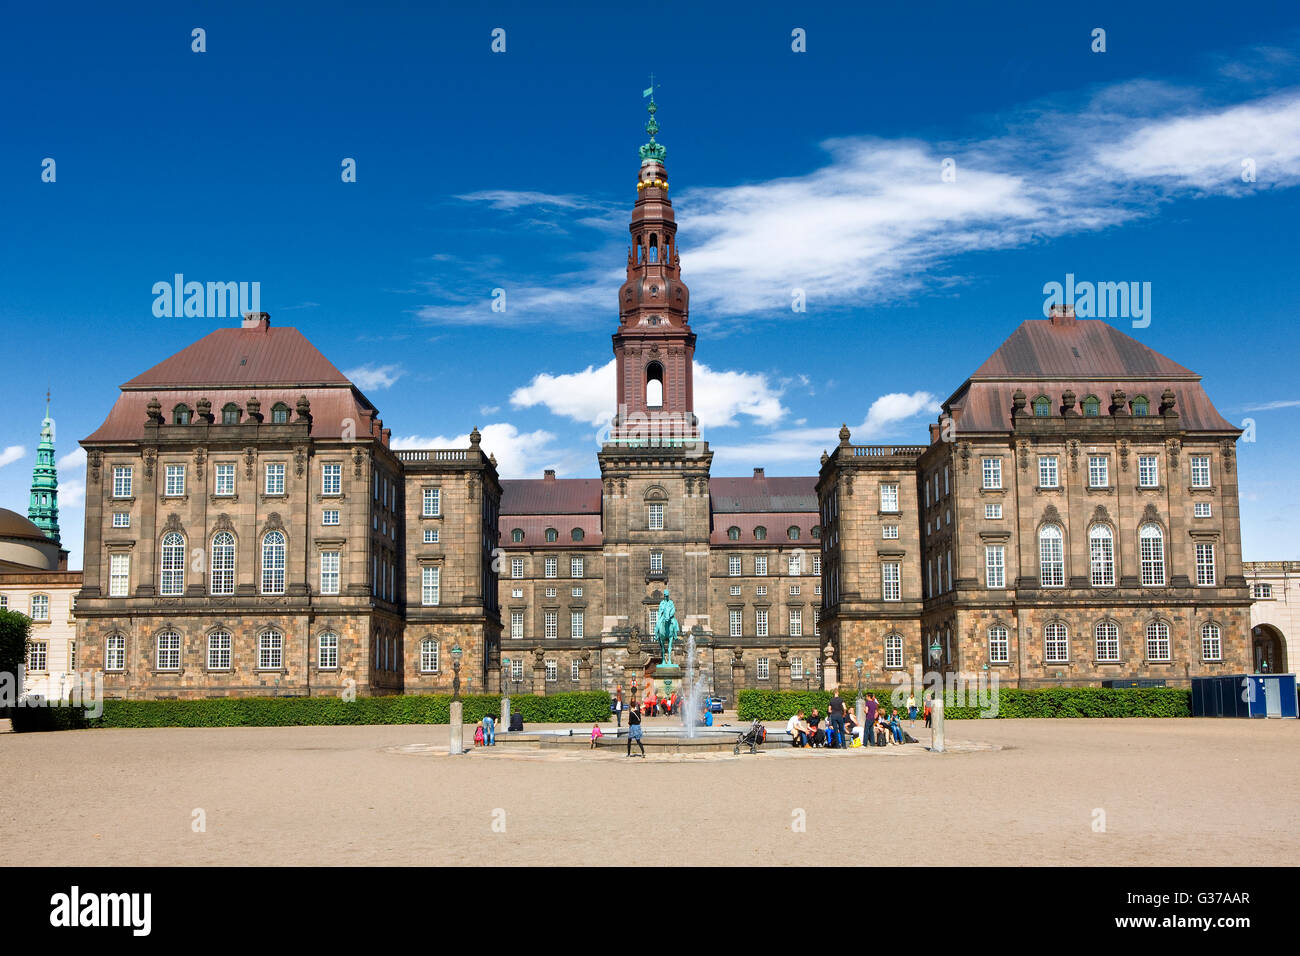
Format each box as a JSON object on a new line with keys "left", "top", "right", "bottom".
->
{"left": 2, "top": 0, "right": 1299, "bottom": 568}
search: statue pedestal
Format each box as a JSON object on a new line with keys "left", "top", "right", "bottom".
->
{"left": 652, "top": 664, "right": 682, "bottom": 695}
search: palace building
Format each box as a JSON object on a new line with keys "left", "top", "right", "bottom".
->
{"left": 74, "top": 97, "right": 1251, "bottom": 699}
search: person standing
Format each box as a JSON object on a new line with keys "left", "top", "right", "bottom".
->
{"left": 626, "top": 703, "right": 646, "bottom": 757}
{"left": 828, "top": 690, "right": 847, "bottom": 749}
{"left": 907, "top": 692, "right": 918, "bottom": 725}
{"left": 483, "top": 712, "right": 496, "bottom": 746}
{"left": 613, "top": 684, "right": 624, "bottom": 728}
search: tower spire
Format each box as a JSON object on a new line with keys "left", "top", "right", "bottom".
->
{"left": 29, "top": 393, "right": 61, "bottom": 545}
{"left": 639, "top": 76, "right": 666, "bottom": 164}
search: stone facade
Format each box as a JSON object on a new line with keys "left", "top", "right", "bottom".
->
{"left": 1244, "top": 561, "right": 1298, "bottom": 674}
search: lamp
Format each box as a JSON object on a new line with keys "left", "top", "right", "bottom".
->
{"left": 452, "top": 643, "right": 463, "bottom": 701}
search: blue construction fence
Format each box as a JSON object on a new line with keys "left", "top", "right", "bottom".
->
{"left": 1190, "top": 674, "right": 1298, "bottom": 718}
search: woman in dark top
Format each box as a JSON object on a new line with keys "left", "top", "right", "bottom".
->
{"left": 626, "top": 704, "right": 645, "bottom": 757}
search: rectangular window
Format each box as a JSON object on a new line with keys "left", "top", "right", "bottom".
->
{"left": 883, "top": 525, "right": 899, "bottom": 539}
{"left": 729, "top": 609, "right": 742, "bottom": 637}
{"left": 421, "top": 566, "right": 440, "bottom": 605}
{"left": 1194, "top": 502, "right": 1212, "bottom": 518}
{"left": 28, "top": 593, "right": 49, "bottom": 621}
{"left": 571, "top": 659, "right": 580, "bottom": 682}
{"left": 880, "top": 484, "right": 899, "bottom": 512}
{"left": 1040, "top": 532, "right": 1064, "bottom": 588}
{"left": 545, "top": 587, "right": 556, "bottom": 598}
{"left": 510, "top": 611, "right": 523, "bottom": 639}
{"left": 755, "top": 555, "right": 768, "bottom": 576}
{"left": 111, "top": 511, "right": 130, "bottom": 528}
{"left": 729, "top": 584, "right": 741, "bottom": 596}
{"left": 28, "top": 641, "right": 47, "bottom": 672}
{"left": 813, "top": 608, "right": 820, "bottom": 637}
{"left": 757, "top": 657, "right": 769, "bottom": 680}
{"left": 1190, "top": 455, "right": 1211, "bottom": 488}
{"left": 106, "top": 634, "right": 126, "bottom": 671}
{"left": 1138, "top": 455, "right": 1159, "bottom": 488}
{"left": 728, "top": 555, "right": 741, "bottom": 577}
{"left": 511, "top": 557, "right": 524, "bottom": 579}
{"left": 1196, "top": 543, "right": 1216, "bottom": 586}
{"left": 320, "top": 551, "right": 340, "bottom": 595}
{"left": 1141, "top": 532, "right": 1165, "bottom": 586}
{"left": 157, "top": 631, "right": 181, "bottom": 670}
{"left": 789, "top": 585, "right": 800, "bottom": 596}
{"left": 882, "top": 562, "right": 901, "bottom": 601}
{"left": 755, "top": 585, "right": 767, "bottom": 596}
{"left": 789, "top": 609, "right": 802, "bottom": 637}
{"left": 208, "top": 631, "right": 232, "bottom": 670}
{"left": 109, "top": 553, "right": 130, "bottom": 597}
{"left": 1202, "top": 625, "right": 1222, "bottom": 662}
{"left": 1044, "top": 623, "right": 1069, "bottom": 664}
{"left": 1253, "top": 583, "right": 1272, "bottom": 599}
{"left": 112, "top": 466, "right": 133, "bottom": 498}
{"left": 1088, "top": 456, "right": 1109, "bottom": 488}
{"left": 1090, "top": 532, "right": 1115, "bottom": 587}
{"left": 1095, "top": 622, "right": 1119, "bottom": 662}
{"left": 571, "top": 557, "right": 584, "bottom": 578}
{"left": 985, "top": 503, "right": 1002, "bottom": 519}
{"left": 544, "top": 556, "right": 557, "bottom": 579}
{"left": 545, "top": 660, "right": 557, "bottom": 682}
{"left": 510, "top": 659, "right": 524, "bottom": 680}
{"left": 791, "top": 656, "right": 804, "bottom": 680}
{"left": 322, "top": 463, "right": 342, "bottom": 496}
{"left": 982, "top": 457, "right": 1002, "bottom": 489}
{"left": 571, "top": 611, "right": 584, "bottom": 639}
{"left": 572, "top": 587, "right": 582, "bottom": 597}
{"left": 318, "top": 632, "right": 338, "bottom": 670}
{"left": 164, "top": 464, "right": 185, "bottom": 497}
{"left": 649, "top": 550, "right": 663, "bottom": 572}
{"left": 985, "top": 546, "right": 1005, "bottom": 589}
{"left": 647, "top": 503, "right": 663, "bottom": 530}
{"left": 265, "top": 463, "right": 285, "bottom": 495}
{"left": 756, "top": 608, "right": 768, "bottom": 638}
{"left": 259, "top": 632, "right": 282, "bottom": 670}
{"left": 423, "top": 487, "right": 440, "bottom": 516}
{"left": 322, "top": 509, "right": 340, "bottom": 526}
{"left": 788, "top": 554, "right": 801, "bottom": 575}
{"left": 989, "top": 626, "right": 1010, "bottom": 664}
{"left": 813, "top": 555, "right": 821, "bottom": 575}
{"left": 544, "top": 611, "right": 557, "bottom": 639}
{"left": 1038, "top": 456, "right": 1059, "bottom": 488}
{"left": 215, "top": 463, "right": 235, "bottom": 496}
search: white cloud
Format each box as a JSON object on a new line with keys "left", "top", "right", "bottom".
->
{"left": 58, "top": 447, "right": 87, "bottom": 470}
{"left": 0, "top": 445, "right": 26, "bottom": 468}
{"left": 861, "top": 392, "right": 942, "bottom": 436}
{"left": 456, "top": 190, "right": 590, "bottom": 211}
{"left": 508, "top": 360, "right": 788, "bottom": 428}
{"left": 392, "top": 423, "right": 564, "bottom": 479}
{"left": 344, "top": 363, "right": 405, "bottom": 391}
{"left": 58, "top": 479, "right": 85, "bottom": 509}
{"left": 1239, "top": 399, "right": 1300, "bottom": 412}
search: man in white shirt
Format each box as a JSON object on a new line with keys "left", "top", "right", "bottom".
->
{"left": 786, "top": 710, "right": 808, "bottom": 747}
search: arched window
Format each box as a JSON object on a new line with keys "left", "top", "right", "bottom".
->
{"left": 545, "top": 527, "right": 558, "bottom": 543}
{"left": 221, "top": 403, "right": 241, "bottom": 425}
{"left": 318, "top": 631, "right": 338, "bottom": 669}
{"left": 160, "top": 532, "right": 185, "bottom": 595}
{"left": 754, "top": 526, "right": 767, "bottom": 541}
{"left": 258, "top": 629, "right": 283, "bottom": 669}
{"left": 811, "top": 526, "right": 821, "bottom": 539}
{"left": 645, "top": 361, "right": 664, "bottom": 408}
{"left": 1033, "top": 396, "right": 1052, "bottom": 417}
{"left": 1139, "top": 524, "right": 1165, "bottom": 586}
{"left": 207, "top": 629, "right": 232, "bottom": 670}
{"left": 1038, "top": 524, "right": 1064, "bottom": 587}
{"left": 571, "top": 527, "right": 584, "bottom": 542}
{"left": 511, "top": 528, "right": 524, "bottom": 543}
{"left": 989, "top": 625, "right": 1009, "bottom": 664}
{"left": 1145, "top": 621, "right": 1171, "bottom": 661}
{"left": 1132, "top": 396, "right": 1149, "bottom": 417}
{"left": 1095, "top": 621, "right": 1120, "bottom": 662}
{"left": 648, "top": 233, "right": 658, "bottom": 263}
{"left": 271, "top": 403, "right": 290, "bottom": 424}
{"left": 727, "top": 526, "right": 740, "bottom": 541}
{"left": 636, "top": 234, "right": 643, "bottom": 264}
{"left": 210, "top": 531, "right": 235, "bottom": 595}
{"left": 261, "top": 530, "right": 286, "bottom": 594}
{"left": 787, "top": 526, "right": 800, "bottom": 541}
{"left": 1044, "top": 622, "right": 1069, "bottom": 663}
{"left": 1201, "top": 622, "right": 1222, "bottom": 662}
{"left": 1082, "top": 396, "right": 1101, "bottom": 417}
{"left": 884, "top": 633, "right": 903, "bottom": 669}
{"left": 173, "top": 404, "right": 192, "bottom": 425}
{"left": 156, "top": 629, "right": 181, "bottom": 670}
{"left": 1089, "top": 525, "right": 1114, "bottom": 587}
{"left": 421, "top": 638, "right": 440, "bottom": 673}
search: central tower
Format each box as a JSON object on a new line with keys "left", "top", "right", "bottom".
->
{"left": 610, "top": 90, "right": 698, "bottom": 443}
{"left": 598, "top": 89, "right": 713, "bottom": 667}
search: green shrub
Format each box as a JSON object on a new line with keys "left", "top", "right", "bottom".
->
{"left": 10, "top": 703, "right": 97, "bottom": 733}
{"left": 0, "top": 609, "right": 32, "bottom": 719}
{"left": 17, "top": 691, "right": 612, "bottom": 731}
{"left": 737, "top": 686, "right": 1192, "bottom": 721}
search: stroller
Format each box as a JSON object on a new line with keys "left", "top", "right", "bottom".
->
{"left": 734, "top": 719, "right": 767, "bottom": 755}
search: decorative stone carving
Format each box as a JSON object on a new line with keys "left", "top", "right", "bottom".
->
{"left": 146, "top": 397, "right": 163, "bottom": 425}
{"left": 627, "top": 625, "right": 641, "bottom": 657}
{"left": 1220, "top": 440, "right": 1235, "bottom": 473}
{"left": 1160, "top": 388, "right": 1178, "bottom": 417}
{"left": 1011, "top": 389, "right": 1027, "bottom": 419}
{"left": 838, "top": 424, "right": 851, "bottom": 446}
{"left": 88, "top": 451, "right": 102, "bottom": 483}
{"left": 1166, "top": 438, "right": 1181, "bottom": 465}
{"left": 245, "top": 447, "right": 257, "bottom": 480}
{"left": 1092, "top": 505, "right": 1111, "bottom": 524}
{"left": 778, "top": 644, "right": 789, "bottom": 661}
{"left": 1068, "top": 439, "right": 1080, "bottom": 472}
{"left": 1111, "top": 389, "right": 1129, "bottom": 417}
{"left": 213, "top": 513, "right": 235, "bottom": 534}
{"left": 1118, "top": 439, "right": 1130, "bottom": 471}
{"left": 262, "top": 512, "right": 285, "bottom": 535}
{"left": 142, "top": 447, "right": 157, "bottom": 479}
{"left": 294, "top": 445, "right": 307, "bottom": 478}
{"left": 844, "top": 474, "right": 853, "bottom": 496}
{"left": 732, "top": 646, "right": 744, "bottom": 662}
{"left": 162, "top": 513, "right": 184, "bottom": 534}
{"left": 468, "top": 477, "right": 477, "bottom": 500}
{"left": 1062, "top": 390, "right": 1077, "bottom": 417}
{"left": 1017, "top": 439, "right": 1030, "bottom": 471}
{"left": 1141, "top": 503, "right": 1160, "bottom": 524}
{"left": 193, "top": 447, "right": 206, "bottom": 479}
{"left": 352, "top": 446, "right": 364, "bottom": 479}
{"left": 959, "top": 441, "right": 971, "bottom": 472}
{"left": 295, "top": 395, "right": 311, "bottom": 423}
{"left": 1042, "top": 504, "right": 1061, "bottom": 524}
{"left": 246, "top": 396, "right": 261, "bottom": 422}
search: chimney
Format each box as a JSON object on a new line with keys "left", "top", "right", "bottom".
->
{"left": 543, "top": 469, "right": 556, "bottom": 481}
{"left": 1048, "top": 303, "right": 1075, "bottom": 327}
{"left": 242, "top": 312, "right": 271, "bottom": 330}
{"left": 753, "top": 467, "right": 765, "bottom": 479}
{"left": 929, "top": 422, "right": 941, "bottom": 444}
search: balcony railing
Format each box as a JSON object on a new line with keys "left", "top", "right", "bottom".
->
{"left": 393, "top": 449, "right": 468, "bottom": 462}
{"left": 850, "top": 445, "right": 928, "bottom": 457}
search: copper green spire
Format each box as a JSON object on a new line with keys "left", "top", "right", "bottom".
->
{"left": 28, "top": 390, "right": 60, "bottom": 546}
{"left": 639, "top": 77, "right": 666, "bottom": 164}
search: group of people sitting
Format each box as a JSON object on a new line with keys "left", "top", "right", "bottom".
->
{"left": 784, "top": 693, "right": 920, "bottom": 748}
{"left": 641, "top": 689, "right": 679, "bottom": 717}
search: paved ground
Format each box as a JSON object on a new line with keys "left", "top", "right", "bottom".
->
{"left": 2, "top": 716, "right": 1295, "bottom": 866}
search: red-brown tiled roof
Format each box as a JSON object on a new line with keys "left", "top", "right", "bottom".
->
{"left": 950, "top": 381, "right": 1238, "bottom": 433}
{"left": 500, "top": 515, "right": 603, "bottom": 548}
{"left": 709, "top": 512, "right": 819, "bottom": 546}
{"left": 969, "top": 319, "right": 1194, "bottom": 380}
{"left": 500, "top": 478, "right": 603, "bottom": 515}
{"left": 708, "top": 476, "right": 818, "bottom": 513}
{"left": 123, "top": 326, "right": 351, "bottom": 389}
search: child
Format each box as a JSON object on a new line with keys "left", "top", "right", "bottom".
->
{"left": 590, "top": 724, "right": 604, "bottom": 749}
{"left": 474, "top": 720, "right": 485, "bottom": 747}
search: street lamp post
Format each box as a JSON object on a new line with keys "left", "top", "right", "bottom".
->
{"left": 501, "top": 656, "right": 512, "bottom": 734}
{"left": 449, "top": 643, "right": 465, "bottom": 755}
{"left": 854, "top": 658, "right": 865, "bottom": 728}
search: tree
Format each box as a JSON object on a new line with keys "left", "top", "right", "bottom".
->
{"left": 0, "top": 609, "right": 32, "bottom": 716}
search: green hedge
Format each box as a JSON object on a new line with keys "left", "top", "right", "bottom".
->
{"left": 736, "top": 687, "right": 1192, "bottom": 721}
{"left": 10, "top": 691, "right": 610, "bottom": 732}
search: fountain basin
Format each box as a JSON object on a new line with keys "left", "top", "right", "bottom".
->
{"left": 494, "top": 728, "right": 752, "bottom": 754}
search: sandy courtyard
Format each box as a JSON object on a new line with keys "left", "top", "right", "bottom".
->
{"left": 2, "top": 717, "right": 1296, "bottom": 866}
